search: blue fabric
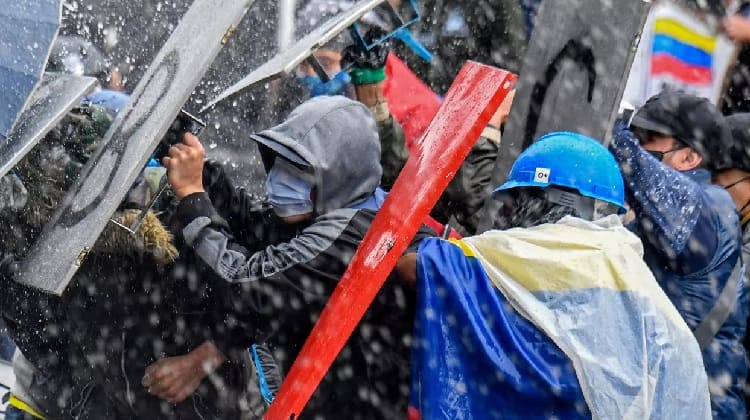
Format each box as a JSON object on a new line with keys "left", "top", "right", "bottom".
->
{"left": 265, "top": 158, "right": 314, "bottom": 217}
{"left": 410, "top": 238, "right": 590, "bottom": 419}
{"left": 0, "top": 319, "right": 15, "bottom": 362}
{"left": 652, "top": 34, "right": 712, "bottom": 68}
{"left": 520, "top": 0, "right": 543, "bottom": 36}
{"left": 3, "top": 406, "right": 33, "bottom": 420}
{"left": 250, "top": 344, "right": 275, "bottom": 404}
{"left": 81, "top": 89, "right": 130, "bottom": 112}
{"left": 298, "top": 71, "right": 351, "bottom": 97}
{"left": 349, "top": 187, "right": 387, "bottom": 211}
{"left": 611, "top": 122, "right": 748, "bottom": 419}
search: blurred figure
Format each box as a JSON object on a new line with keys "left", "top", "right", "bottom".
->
{"left": 714, "top": 113, "right": 750, "bottom": 256}
{"left": 400, "top": 132, "right": 711, "bottom": 419}
{"left": 47, "top": 35, "right": 124, "bottom": 92}
{"left": 411, "top": 0, "right": 527, "bottom": 93}
{"left": 0, "top": 174, "right": 27, "bottom": 364}
{"left": 722, "top": 2, "right": 750, "bottom": 114}
{"left": 287, "top": 0, "right": 441, "bottom": 151}
{"left": 611, "top": 90, "right": 747, "bottom": 419}
{"left": 712, "top": 112, "right": 750, "bottom": 405}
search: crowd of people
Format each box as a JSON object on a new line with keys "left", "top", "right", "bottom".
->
{"left": 4, "top": 0, "right": 750, "bottom": 419}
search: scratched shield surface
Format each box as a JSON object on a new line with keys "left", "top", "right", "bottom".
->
{"left": 477, "top": 0, "right": 650, "bottom": 233}
{"left": 17, "top": 0, "right": 254, "bottom": 295}
{"left": 0, "top": 73, "right": 96, "bottom": 179}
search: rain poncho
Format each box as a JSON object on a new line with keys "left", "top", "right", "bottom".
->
{"left": 409, "top": 216, "right": 711, "bottom": 419}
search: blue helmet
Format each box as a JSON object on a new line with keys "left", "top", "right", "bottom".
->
{"left": 493, "top": 132, "right": 625, "bottom": 210}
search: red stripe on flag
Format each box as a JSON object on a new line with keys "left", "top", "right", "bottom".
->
{"left": 264, "top": 62, "right": 516, "bottom": 420}
{"left": 650, "top": 53, "right": 711, "bottom": 85}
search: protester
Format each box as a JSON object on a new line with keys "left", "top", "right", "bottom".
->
{"left": 712, "top": 113, "right": 750, "bottom": 406}
{"left": 714, "top": 113, "right": 750, "bottom": 265}
{"left": 0, "top": 100, "right": 233, "bottom": 419}
{"left": 147, "top": 96, "right": 432, "bottom": 417}
{"left": 292, "top": 0, "right": 441, "bottom": 154}
{"left": 723, "top": 2, "right": 750, "bottom": 114}
{"left": 611, "top": 90, "right": 747, "bottom": 419}
{"left": 1, "top": 103, "right": 125, "bottom": 419}
{"left": 430, "top": 90, "right": 515, "bottom": 236}
{"left": 398, "top": 132, "right": 711, "bottom": 419}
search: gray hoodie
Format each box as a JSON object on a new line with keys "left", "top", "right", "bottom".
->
{"left": 175, "top": 96, "right": 430, "bottom": 418}
{"left": 250, "top": 95, "right": 382, "bottom": 214}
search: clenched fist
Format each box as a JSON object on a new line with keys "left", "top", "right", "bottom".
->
{"left": 162, "top": 132, "right": 206, "bottom": 199}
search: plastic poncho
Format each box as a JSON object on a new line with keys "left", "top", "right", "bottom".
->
{"left": 409, "top": 215, "right": 711, "bottom": 420}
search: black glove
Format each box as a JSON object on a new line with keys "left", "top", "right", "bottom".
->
{"left": 342, "top": 29, "right": 390, "bottom": 85}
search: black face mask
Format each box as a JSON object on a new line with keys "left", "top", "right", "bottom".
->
{"left": 644, "top": 146, "right": 686, "bottom": 162}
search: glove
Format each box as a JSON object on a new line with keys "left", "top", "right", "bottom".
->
{"left": 341, "top": 28, "right": 390, "bottom": 85}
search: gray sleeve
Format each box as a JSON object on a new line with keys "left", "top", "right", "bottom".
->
{"left": 181, "top": 204, "right": 356, "bottom": 284}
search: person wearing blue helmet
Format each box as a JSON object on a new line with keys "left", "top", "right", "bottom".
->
{"left": 397, "top": 132, "right": 711, "bottom": 419}
{"left": 611, "top": 90, "right": 747, "bottom": 420}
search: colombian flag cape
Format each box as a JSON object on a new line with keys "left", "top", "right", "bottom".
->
{"left": 409, "top": 216, "right": 711, "bottom": 420}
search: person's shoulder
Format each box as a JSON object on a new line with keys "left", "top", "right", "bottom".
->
{"left": 702, "top": 183, "right": 738, "bottom": 213}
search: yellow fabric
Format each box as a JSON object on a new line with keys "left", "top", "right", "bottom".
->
{"left": 452, "top": 215, "right": 709, "bottom": 418}
{"left": 448, "top": 238, "right": 475, "bottom": 257}
{"left": 461, "top": 215, "right": 689, "bottom": 330}
{"left": 654, "top": 18, "right": 715, "bottom": 53}
{"left": 9, "top": 394, "right": 46, "bottom": 419}
{"left": 741, "top": 212, "right": 750, "bottom": 227}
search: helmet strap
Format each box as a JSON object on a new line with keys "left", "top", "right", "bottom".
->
{"left": 543, "top": 187, "right": 595, "bottom": 221}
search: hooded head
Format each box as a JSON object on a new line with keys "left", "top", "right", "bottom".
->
{"left": 713, "top": 113, "right": 750, "bottom": 222}
{"left": 252, "top": 96, "right": 382, "bottom": 219}
{"left": 630, "top": 90, "right": 733, "bottom": 172}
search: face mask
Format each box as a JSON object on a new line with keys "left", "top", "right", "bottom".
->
{"left": 265, "top": 158, "right": 315, "bottom": 217}
{"left": 298, "top": 70, "right": 351, "bottom": 97}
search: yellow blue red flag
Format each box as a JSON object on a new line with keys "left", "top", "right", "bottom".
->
{"left": 409, "top": 216, "right": 711, "bottom": 419}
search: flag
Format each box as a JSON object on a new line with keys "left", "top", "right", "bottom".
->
{"left": 650, "top": 18, "right": 714, "bottom": 85}
{"left": 409, "top": 216, "right": 711, "bottom": 419}
{"left": 383, "top": 53, "right": 441, "bottom": 152}
{"left": 622, "top": 2, "right": 737, "bottom": 106}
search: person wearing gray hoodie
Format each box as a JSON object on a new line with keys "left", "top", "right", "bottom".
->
{"left": 144, "top": 96, "right": 431, "bottom": 418}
